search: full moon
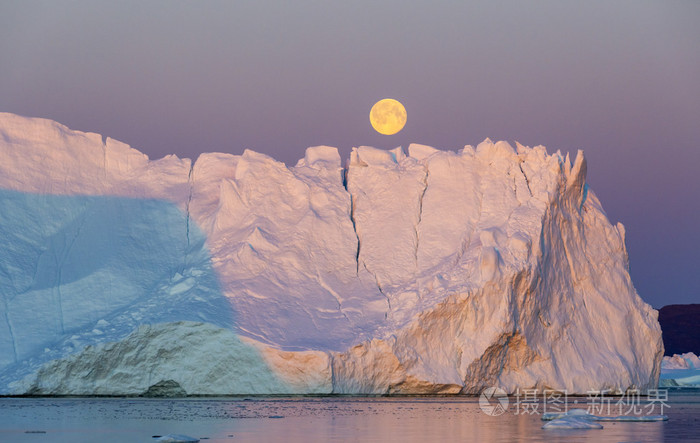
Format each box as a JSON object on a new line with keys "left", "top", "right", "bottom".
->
{"left": 369, "top": 99, "right": 407, "bottom": 135}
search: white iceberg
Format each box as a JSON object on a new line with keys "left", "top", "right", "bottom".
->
{"left": 661, "top": 352, "right": 700, "bottom": 370}
{"left": 660, "top": 352, "right": 700, "bottom": 387}
{"left": 0, "top": 113, "right": 663, "bottom": 395}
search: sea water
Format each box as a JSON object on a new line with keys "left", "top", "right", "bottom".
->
{"left": 0, "top": 391, "right": 698, "bottom": 442}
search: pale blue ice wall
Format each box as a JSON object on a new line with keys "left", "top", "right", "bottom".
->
{"left": 0, "top": 189, "right": 235, "bottom": 369}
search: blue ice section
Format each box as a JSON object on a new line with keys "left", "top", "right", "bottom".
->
{"left": 0, "top": 189, "right": 235, "bottom": 370}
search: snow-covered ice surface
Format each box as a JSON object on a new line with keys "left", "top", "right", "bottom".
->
{"left": 0, "top": 113, "right": 662, "bottom": 395}
{"left": 660, "top": 352, "right": 700, "bottom": 387}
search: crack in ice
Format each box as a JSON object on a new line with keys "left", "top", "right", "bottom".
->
{"left": 185, "top": 161, "right": 195, "bottom": 248}
{"left": 518, "top": 162, "right": 533, "bottom": 197}
{"left": 414, "top": 166, "right": 429, "bottom": 269}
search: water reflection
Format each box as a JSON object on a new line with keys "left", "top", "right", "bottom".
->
{"left": 1, "top": 395, "right": 693, "bottom": 442}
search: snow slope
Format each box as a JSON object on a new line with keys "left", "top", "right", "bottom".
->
{"left": 0, "top": 113, "right": 662, "bottom": 394}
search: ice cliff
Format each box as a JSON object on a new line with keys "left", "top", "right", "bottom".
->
{"left": 0, "top": 112, "right": 662, "bottom": 395}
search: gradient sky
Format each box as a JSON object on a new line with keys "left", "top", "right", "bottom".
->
{"left": 1, "top": 1, "right": 698, "bottom": 308}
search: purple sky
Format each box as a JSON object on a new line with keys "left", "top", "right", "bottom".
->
{"left": 1, "top": 1, "right": 698, "bottom": 308}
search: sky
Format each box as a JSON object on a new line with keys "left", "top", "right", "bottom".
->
{"left": 1, "top": 1, "right": 698, "bottom": 308}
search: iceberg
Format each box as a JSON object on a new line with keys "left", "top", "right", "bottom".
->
{"left": 660, "top": 352, "right": 700, "bottom": 387}
{"left": 661, "top": 352, "right": 700, "bottom": 370}
{"left": 0, "top": 113, "right": 663, "bottom": 395}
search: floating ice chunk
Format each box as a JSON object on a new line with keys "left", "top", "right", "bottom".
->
{"left": 542, "top": 416, "right": 603, "bottom": 430}
{"left": 542, "top": 408, "right": 667, "bottom": 429}
{"left": 153, "top": 435, "right": 199, "bottom": 442}
{"left": 543, "top": 409, "right": 603, "bottom": 429}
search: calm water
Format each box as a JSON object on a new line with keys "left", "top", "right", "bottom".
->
{"left": 0, "top": 392, "right": 698, "bottom": 442}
